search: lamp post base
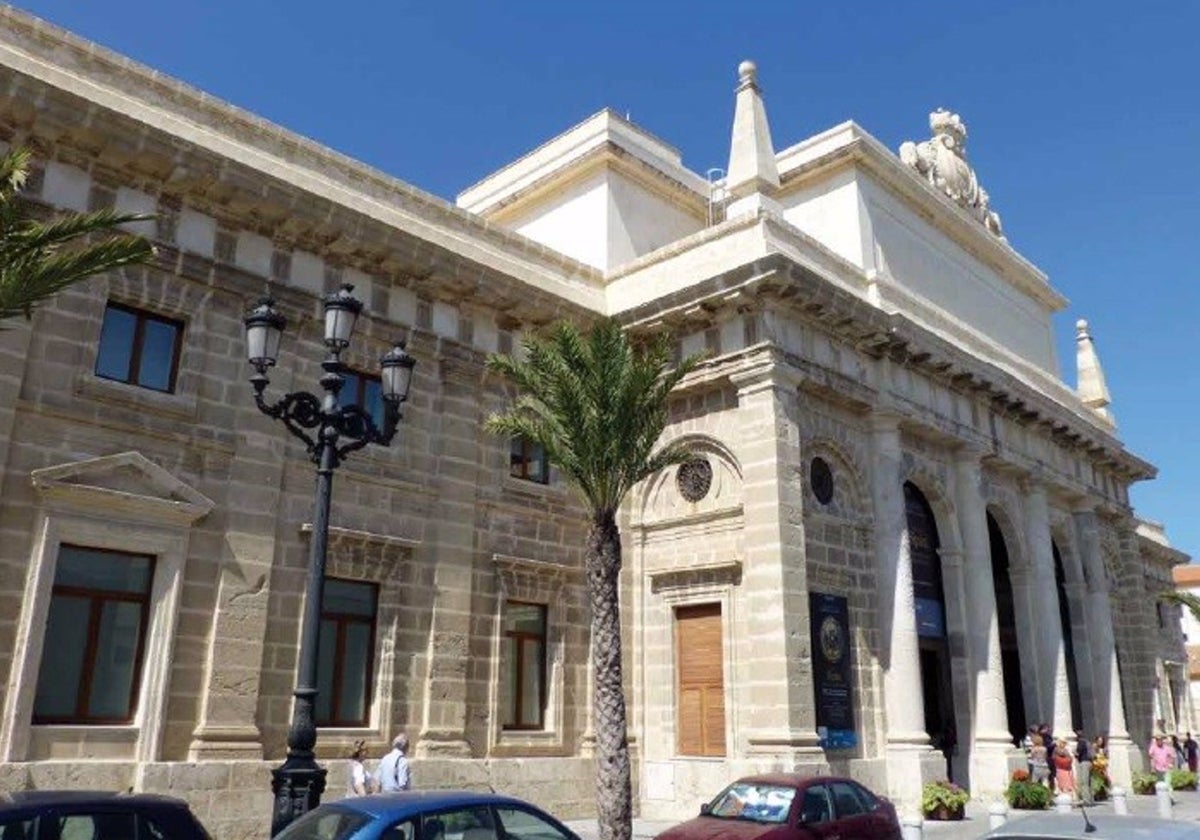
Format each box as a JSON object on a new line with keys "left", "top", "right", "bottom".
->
{"left": 270, "top": 755, "right": 327, "bottom": 837}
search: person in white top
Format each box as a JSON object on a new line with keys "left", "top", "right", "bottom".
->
{"left": 373, "top": 733, "right": 412, "bottom": 792}
{"left": 346, "top": 740, "right": 373, "bottom": 797}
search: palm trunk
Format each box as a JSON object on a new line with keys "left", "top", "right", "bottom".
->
{"left": 587, "top": 511, "right": 632, "bottom": 840}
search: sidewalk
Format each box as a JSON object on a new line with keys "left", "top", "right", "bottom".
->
{"left": 564, "top": 790, "right": 1200, "bottom": 840}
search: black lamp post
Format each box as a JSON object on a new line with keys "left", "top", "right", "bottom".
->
{"left": 243, "top": 284, "right": 415, "bottom": 837}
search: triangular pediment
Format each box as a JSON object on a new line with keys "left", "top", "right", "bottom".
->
{"left": 32, "top": 451, "right": 214, "bottom": 525}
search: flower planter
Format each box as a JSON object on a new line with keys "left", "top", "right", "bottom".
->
{"left": 924, "top": 804, "right": 965, "bottom": 821}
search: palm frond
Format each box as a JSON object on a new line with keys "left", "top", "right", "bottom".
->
{"left": 486, "top": 316, "right": 704, "bottom": 517}
{"left": 0, "top": 146, "right": 156, "bottom": 324}
{"left": 1160, "top": 590, "right": 1200, "bottom": 626}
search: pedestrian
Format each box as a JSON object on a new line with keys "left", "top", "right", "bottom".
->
{"left": 374, "top": 733, "right": 412, "bottom": 792}
{"left": 1186, "top": 732, "right": 1199, "bottom": 773}
{"left": 1022, "top": 726, "right": 1037, "bottom": 776}
{"left": 1053, "top": 739, "right": 1075, "bottom": 795}
{"left": 1149, "top": 734, "right": 1175, "bottom": 779}
{"left": 1030, "top": 734, "right": 1051, "bottom": 789}
{"left": 345, "top": 739, "right": 375, "bottom": 797}
{"left": 1173, "top": 735, "right": 1186, "bottom": 769}
{"left": 1074, "top": 728, "right": 1094, "bottom": 804}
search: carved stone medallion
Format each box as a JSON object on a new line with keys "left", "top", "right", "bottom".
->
{"left": 676, "top": 458, "right": 713, "bottom": 503}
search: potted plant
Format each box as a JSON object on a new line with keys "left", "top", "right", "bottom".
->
{"left": 1005, "top": 769, "right": 1051, "bottom": 811}
{"left": 1090, "top": 767, "right": 1111, "bottom": 802}
{"left": 1132, "top": 772, "right": 1159, "bottom": 795}
{"left": 921, "top": 780, "right": 969, "bottom": 821}
{"left": 1169, "top": 769, "right": 1198, "bottom": 791}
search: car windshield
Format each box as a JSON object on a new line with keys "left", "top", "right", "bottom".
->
{"left": 274, "top": 807, "right": 372, "bottom": 840}
{"left": 707, "top": 783, "right": 796, "bottom": 824}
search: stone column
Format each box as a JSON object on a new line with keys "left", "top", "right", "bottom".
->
{"left": 870, "top": 412, "right": 938, "bottom": 803}
{"left": 730, "top": 359, "right": 824, "bottom": 770}
{"left": 1074, "top": 507, "right": 1138, "bottom": 785}
{"left": 953, "top": 451, "right": 1014, "bottom": 793}
{"left": 416, "top": 350, "right": 484, "bottom": 757}
{"left": 1022, "top": 481, "right": 1073, "bottom": 737}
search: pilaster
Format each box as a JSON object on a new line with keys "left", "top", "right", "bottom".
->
{"left": 1022, "top": 480, "right": 1073, "bottom": 737}
{"left": 730, "top": 359, "right": 824, "bottom": 769}
{"left": 952, "top": 450, "right": 1014, "bottom": 794}
{"left": 416, "top": 350, "right": 485, "bottom": 757}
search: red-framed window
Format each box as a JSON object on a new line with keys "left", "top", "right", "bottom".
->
{"left": 316, "top": 577, "right": 378, "bottom": 727}
{"left": 503, "top": 601, "right": 547, "bottom": 730}
{"left": 509, "top": 437, "right": 549, "bottom": 484}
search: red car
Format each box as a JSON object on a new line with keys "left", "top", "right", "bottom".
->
{"left": 656, "top": 774, "right": 901, "bottom": 840}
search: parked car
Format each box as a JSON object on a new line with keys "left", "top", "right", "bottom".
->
{"left": 0, "top": 791, "right": 211, "bottom": 840}
{"left": 654, "top": 774, "right": 900, "bottom": 840}
{"left": 275, "top": 791, "right": 582, "bottom": 840}
{"left": 982, "top": 812, "right": 1200, "bottom": 840}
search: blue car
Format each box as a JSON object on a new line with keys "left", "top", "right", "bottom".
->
{"left": 275, "top": 792, "right": 582, "bottom": 840}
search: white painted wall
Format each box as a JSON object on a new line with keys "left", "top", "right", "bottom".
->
{"left": 779, "top": 168, "right": 868, "bottom": 268}
{"left": 507, "top": 170, "right": 610, "bottom": 271}
{"left": 607, "top": 169, "right": 702, "bottom": 267}
{"left": 859, "top": 178, "right": 1060, "bottom": 376}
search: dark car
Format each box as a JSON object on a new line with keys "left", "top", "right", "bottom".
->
{"left": 655, "top": 775, "right": 900, "bottom": 840}
{"left": 274, "top": 791, "right": 582, "bottom": 840}
{"left": 0, "top": 791, "right": 211, "bottom": 840}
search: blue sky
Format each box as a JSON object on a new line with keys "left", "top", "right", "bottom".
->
{"left": 18, "top": 1, "right": 1199, "bottom": 560}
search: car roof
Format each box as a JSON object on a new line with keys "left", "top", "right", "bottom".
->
{"left": 0, "top": 791, "right": 190, "bottom": 812}
{"left": 985, "top": 813, "right": 1200, "bottom": 840}
{"left": 730, "top": 775, "right": 865, "bottom": 789}
{"left": 325, "top": 791, "right": 547, "bottom": 821}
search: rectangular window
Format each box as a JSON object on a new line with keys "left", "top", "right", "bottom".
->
{"left": 316, "top": 577, "right": 378, "bottom": 727}
{"left": 94, "top": 302, "right": 183, "bottom": 393}
{"left": 675, "top": 603, "right": 726, "bottom": 756}
{"left": 503, "top": 601, "right": 547, "bottom": 730}
{"left": 509, "top": 437, "right": 549, "bottom": 484}
{"left": 33, "top": 545, "right": 154, "bottom": 724}
{"left": 339, "top": 370, "right": 385, "bottom": 429}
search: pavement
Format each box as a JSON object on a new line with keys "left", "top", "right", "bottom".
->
{"left": 564, "top": 790, "right": 1200, "bottom": 840}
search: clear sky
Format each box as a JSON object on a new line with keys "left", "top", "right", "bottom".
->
{"left": 16, "top": 1, "right": 1199, "bottom": 561}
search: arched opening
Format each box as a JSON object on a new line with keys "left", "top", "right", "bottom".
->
{"left": 1052, "top": 541, "right": 1083, "bottom": 730}
{"left": 988, "top": 512, "right": 1026, "bottom": 744}
{"left": 905, "top": 482, "right": 956, "bottom": 775}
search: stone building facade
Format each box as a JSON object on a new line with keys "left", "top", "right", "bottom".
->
{"left": 0, "top": 9, "right": 1189, "bottom": 838}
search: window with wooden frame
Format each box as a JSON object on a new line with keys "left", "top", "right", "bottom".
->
{"left": 94, "top": 302, "right": 184, "bottom": 393}
{"left": 315, "top": 578, "right": 378, "bottom": 727}
{"left": 338, "top": 370, "right": 385, "bottom": 429}
{"left": 503, "top": 601, "right": 547, "bottom": 729}
{"left": 509, "top": 437, "right": 550, "bottom": 484}
{"left": 675, "top": 603, "right": 726, "bottom": 756}
{"left": 32, "top": 545, "right": 155, "bottom": 724}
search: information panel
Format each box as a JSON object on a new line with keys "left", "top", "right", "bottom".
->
{"left": 809, "top": 592, "right": 857, "bottom": 750}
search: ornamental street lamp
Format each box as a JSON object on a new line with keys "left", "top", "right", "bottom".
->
{"left": 243, "top": 284, "right": 415, "bottom": 836}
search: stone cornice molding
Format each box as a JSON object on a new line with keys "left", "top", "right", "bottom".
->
{"left": 0, "top": 7, "right": 605, "bottom": 313}
{"left": 490, "top": 554, "right": 583, "bottom": 587}
{"left": 634, "top": 503, "right": 744, "bottom": 537}
{"left": 299, "top": 524, "right": 421, "bottom": 552}
{"left": 31, "top": 451, "right": 214, "bottom": 526}
{"left": 619, "top": 250, "right": 1153, "bottom": 484}
{"left": 647, "top": 560, "right": 743, "bottom": 593}
{"left": 727, "top": 350, "right": 804, "bottom": 397}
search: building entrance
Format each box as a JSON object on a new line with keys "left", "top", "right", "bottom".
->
{"left": 905, "top": 482, "right": 957, "bottom": 778}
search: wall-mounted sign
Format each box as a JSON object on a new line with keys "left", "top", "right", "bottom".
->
{"left": 809, "top": 592, "right": 857, "bottom": 750}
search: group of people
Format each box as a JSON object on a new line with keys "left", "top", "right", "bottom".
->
{"left": 1148, "top": 732, "right": 1199, "bottom": 776}
{"left": 345, "top": 733, "right": 413, "bottom": 797}
{"left": 1023, "top": 725, "right": 1106, "bottom": 803}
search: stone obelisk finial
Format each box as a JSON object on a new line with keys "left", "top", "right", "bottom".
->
{"left": 725, "top": 60, "right": 780, "bottom": 211}
{"left": 1076, "top": 318, "right": 1115, "bottom": 428}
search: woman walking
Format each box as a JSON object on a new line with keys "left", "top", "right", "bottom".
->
{"left": 1030, "top": 734, "right": 1051, "bottom": 789}
{"left": 346, "top": 739, "right": 374, "bottom": 797}
{"left": 1053, "top": 739, "right": 1075, "bottom": 796}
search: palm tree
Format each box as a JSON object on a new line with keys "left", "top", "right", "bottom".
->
{"left": 485, "top": 318, "right": 702, "bottom": 840}
{"left": 1160, "top": 590, "right": 1200, "bottom": 626}
{"left": 0, "top": 147, "right": 155, "bottom": 323}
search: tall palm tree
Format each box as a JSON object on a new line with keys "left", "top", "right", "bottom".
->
{"left": 0, "top": 147, "right": 155, "bottom": 323}
{"left": 485, "top": 318, "right": 702, "bottom": 840}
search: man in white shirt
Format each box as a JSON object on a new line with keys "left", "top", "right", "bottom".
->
{"left": 374, "top": 733, "right": 412, "bottom": 792}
